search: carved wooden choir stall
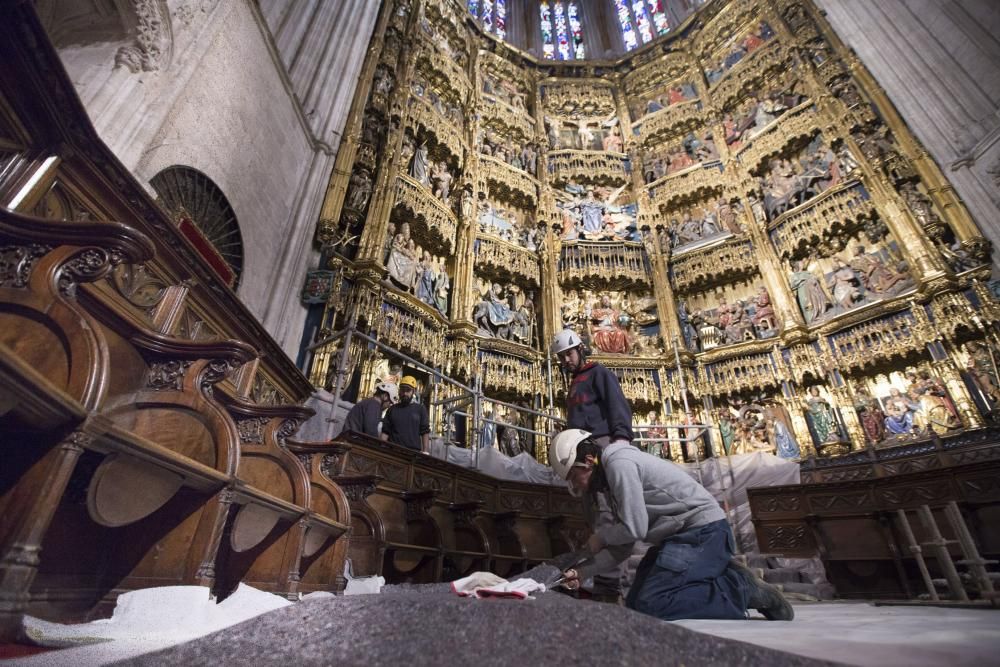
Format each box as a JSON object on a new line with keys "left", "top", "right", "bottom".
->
{"left": 0, "top": 3, "right": 585, "bottom": 641}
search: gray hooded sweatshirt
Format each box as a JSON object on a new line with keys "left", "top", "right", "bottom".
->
{"left": 578, "top": 442, "right": 726, "bottom": 580}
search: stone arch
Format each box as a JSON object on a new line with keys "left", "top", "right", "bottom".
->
{"left": 35, "top": 0, "right": 173, "bottom": 74}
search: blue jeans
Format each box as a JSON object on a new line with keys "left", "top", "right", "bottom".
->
{"left": 625, "top": 519, "right": 749, "bottom": 621}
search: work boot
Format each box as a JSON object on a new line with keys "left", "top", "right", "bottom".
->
{"left": 729, "top": 560, "right": 795, "bottom": 621}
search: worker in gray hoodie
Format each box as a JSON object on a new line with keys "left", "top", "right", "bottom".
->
{"left": 550, "top": 428, "right": 793, "bottom": 622}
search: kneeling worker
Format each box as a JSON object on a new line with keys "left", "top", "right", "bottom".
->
{"left": 550, "top": 428, "right": 793, "bottom": 621}
{"left": 343, "top": 381, "right": 397, "bottom": 438}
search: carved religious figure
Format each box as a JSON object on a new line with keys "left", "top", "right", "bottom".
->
{"left": 789, "top": 260, "right": 831, "bottom": 324}
{"left": 347, "top": 168, "right": 372, "bottom": 211}
{"left": 678, "top": 300, "right": 699, "bottom": 352}
{"left": 521, "top": 144, "right": 538, "bottom": 175}
{"left": 373, "top": 66, "right": 394, "bottom": 98}
{"left": 717, "top": 198, "right": 741, "bottom": 235}
{"left": 473, "top": 283, "right": 516, "bottom": 339}
{"left": 589, "top": 294, "right": 631, "bottom": 354}
{"left": 804, "top": 387, "right": 841, "bottom": 444}
{"left": 382, "top": 222, "right": 395, "bottom": 264}
{"left": 828, "top": 259, "right": 864, "bottom": 309}
{"left": 751, "top": 287, "right": 776, "bottom": 333}
{"left": 603, "top": 127, "right": 623, "bottom": 153}
{"left": 433, "top": 256, "right": 450, "bottom": 315}
{"left": 854, "top": 391, "right": 886, "bottom": 445}
{"left": 848, "top": 245, "right": 910, "bottom": 296}
{"left": 965, "top": 341, "right": 999, "bottom": 408}
{"left": 511, "top": 298, "right": 536, "bottom": 346}
{"left": 900, "top": 182, "right": 941, "bottom": 229}
{"left": 546, "top": 116, "right": 561, "bottom": 149}
{"left": 386, "top": 222, "right": 418, "bottom": 289}
{"left": 409, "top": 142, "right": 430, "bottom": 185}
{"left": 717, "top": 410, "right": 736, "bottom": 455}
{"left": 884, "top": 387, "right": 919, "bottom": 436}
{"left": 906, "top": 370, "right": 960, "bottom": 434}
{"left": 432, "top": 162, "right": 452, "bottom": 201}
{"left": 766, "top": 410, "right": 800, "bottom": 460}
{"left": 579, "top": 188, "right": 605, "bottom": 236}
{"left": 415, "top": 250, "right": 436, "bottom": 306}
{"left": 460, "top": 186, "right": 474, "bottom": 222}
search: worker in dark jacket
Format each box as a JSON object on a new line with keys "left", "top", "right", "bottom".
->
{"left": 552, "top": 329, "right": 633, "bottom": 448}
{"left": 343, "top": 382, "right": 397, "bottom": 438}
{"left": 551, "top": 328, "right": 633, "bottom": 602}
{"left": 550, "top": 429, "right": 793, "bottom": 622}
{"left": 381, "top": 375, "right": 430, "bottom": 453}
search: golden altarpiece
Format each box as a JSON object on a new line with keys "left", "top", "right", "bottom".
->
{"left": 307, "top": 0, "right": 999, "bottom": 464}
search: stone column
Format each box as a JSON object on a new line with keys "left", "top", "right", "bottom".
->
{"left": 538, "top": 186, "right": 563, "bottom": 346}
{"left": 449, "top": 36, "right": 482, "bottom": 334}
{"left": 354, "top": 1, "right": 426, "bottom": 267}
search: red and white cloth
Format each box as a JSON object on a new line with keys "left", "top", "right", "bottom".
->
{"left": 450, "top": 572, "right": 547, "bottom": 600}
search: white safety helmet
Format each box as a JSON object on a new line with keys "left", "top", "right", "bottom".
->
{"left": 375, "top": 381, "right": 398, "bottom": 403}
{"left": 549, "top": 428, "right": 593, "bottom": 480}
{"left": 551, "top": 328, "right": 583, "bottom": 356}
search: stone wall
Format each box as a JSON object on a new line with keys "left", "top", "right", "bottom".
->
{"left": 37, "top": 0, "right": 378, "bottom": 358}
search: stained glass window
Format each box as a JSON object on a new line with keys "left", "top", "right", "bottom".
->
{"left": 614, "top": 0, "right": 638, "bottom": 51}
{"left": 632, "top": 1, "right": 653, "bottom": 43}
{"left": 541, "top": 2, "right": 585, "bottom": 60}
{"left": 540, "top": 2, "right": 555, "bottom": 59}
{"left": 616, "top": 0, "right": 669, "bottom": 49}
{"left": 496, "top": 0, "right": 506, "bottom": 40}
{"left": 482, "top": 0, "right": 493, "bottom": 31}
{"left": 468, "top": 0, "right": 506, "bottom": 41}
{"left": 567, "top": 3, "right": 584, "bottom": 59}
{"left": 554, "top": 1, "right": 570, "bottom": 60}
{"left": 647, "top": 0, "right": 670, "bottom": 35}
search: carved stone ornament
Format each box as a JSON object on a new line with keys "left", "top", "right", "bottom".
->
{"left": 115, "top": 0, "right": 171, "bottom": 73}
{"left": 0, "top": 244, "right": 51, "bottom": 289}
{"left": 147, "top": 360, "right": 193, "bottom": 390}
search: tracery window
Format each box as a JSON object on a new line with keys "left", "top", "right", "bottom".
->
{"left": 540, "top": 2, "right": 584, "bottom": 60}
{"left": 614, "top": 0, "right": 669, "bottom": 50}
{"left": 150, "top": 166, "right": 244, "bottom": 288}
{"left": 470, "top": 0, "right": 507, "bottom": 40}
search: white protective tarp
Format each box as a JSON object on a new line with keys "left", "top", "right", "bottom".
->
{"left": 680, "top": 452, "right": 800, "bottom": 505}
{"left": 14, "top": 585, "right": 291, "bottom": 666}
{"left": 297, "top": 389, "right": 352, "bottom": 442}
{"left": 428, "top": 438, "right": 567, "bottom": 486}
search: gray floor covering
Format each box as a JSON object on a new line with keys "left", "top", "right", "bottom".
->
{"left": 111, "top": 593, "right": 840, "bottom": 667}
